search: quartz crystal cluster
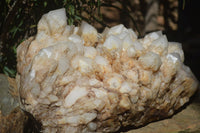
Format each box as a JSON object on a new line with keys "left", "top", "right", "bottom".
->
{"left": 16, "top": 8, "right": 198, "bottom": 133}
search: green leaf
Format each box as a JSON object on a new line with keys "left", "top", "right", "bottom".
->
{"left": 30, "top": 25, "right": 36, "bottom": 28}
{"left": 19, "top": 39, "right": 25, "bottom": 43}
{"left": 63, "top": 0, "right": 67, "bottom": 5}
{"left": 74, "top": 15, "right": 81, "bottom": 20}
{"left": 44, "top": 1, "right": 47, "bottom": 7}
{"left": 3, "top": 66, "right": 16, "bottom": 77}
{"left": 68, "top": 18, "right": 74, "bottom": 25}
{"left": 12, "top": 45, "right": 17, "bottom": 54}
{"left": 6, "top": 0, "right": 11, "bottom": 4}
{"left": 97, "top": 0, "right": 101, "bottom": 15}
{"left": 182, "top": 0, "right": 185, "bottom": 10}
{"left": 10, "top": 26, "right": 18, "bottom": 38}
{"left": 68, "top": 4, "right": 75, "bottom": 15}
{"left": 19, "top": 20, "right": 23, "bottom": 27}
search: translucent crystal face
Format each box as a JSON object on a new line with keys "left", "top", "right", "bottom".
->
{"left": 17, "top": 8, "right": 198, "bottom": 133}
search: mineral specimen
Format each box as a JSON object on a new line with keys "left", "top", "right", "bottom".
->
{"left": 16, "top": 8, "right": 198, "bottom": 133}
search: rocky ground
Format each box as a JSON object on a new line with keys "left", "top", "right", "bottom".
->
{"left": 0, "top": 73, "right": 200, "bottom": 133}
{"left": 124, "top": 93, "right": 200, "bottom": 133}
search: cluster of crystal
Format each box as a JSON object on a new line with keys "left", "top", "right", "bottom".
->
{"left": 16, "top": 8, "right": 198, "bottom": 133}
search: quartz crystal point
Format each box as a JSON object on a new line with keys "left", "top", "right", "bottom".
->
{"left": 16, "top": 8, "right": 198, "bottom": 133}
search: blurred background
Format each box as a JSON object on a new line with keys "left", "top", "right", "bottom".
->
{"left": 0, "top": 0, "right": 200, "bottom": 80}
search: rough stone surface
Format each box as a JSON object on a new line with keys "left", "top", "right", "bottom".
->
{"left": 127, "top": 89, "right": 200, "bottom": 133}
{"left": 0, "top": 74, "right": 41, "bottom": 133}
{"left": 0, "top": 74, "right": 19, "bottom": 115}
{"left": 0, "top": 74, "right": 24, "bottom": 133}
{"left": 0, "top": 107, "right": 26, "bottom": 133}
{"left": 16, "top": 8, "right": 198, "bottom": 133}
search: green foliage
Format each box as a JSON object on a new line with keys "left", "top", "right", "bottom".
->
{"left": 182, "top": 0, "right": 186, "bottom": 9}
{"left": 10, "top": 20, "right": 23, "bottom": 38}
{"left": 44, "top": 1, "right": 47, "bottom": 7}
{"left": 3, "top": 66, "right": 16, "bottom": 77}
{"left": 64, "top": 0, "right": 103, "bottom": 25}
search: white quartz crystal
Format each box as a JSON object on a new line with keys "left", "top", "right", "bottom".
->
{"left": 103, "top": 35, "right": 122, "bottom": 51}
{"left": 17, "top": 8, "right": 198, "bottom": 133}
{"left": 138, "top": 52, "right": 162, "bottom": 71}
{"left": 64, "top": 86, "right": 88, "bottom": 108}
{"left": 38, "top": 8, "right": 67, "bottom": 35}
{"left": 84, "top": 46, "right": 97, "bottom": 59}
{"left": 79, "top": 21, "right": 98, "bottom": 46}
